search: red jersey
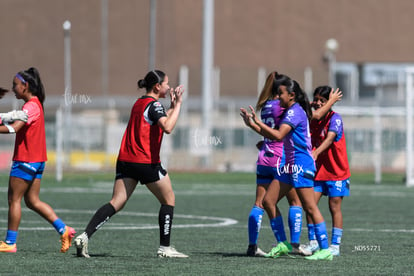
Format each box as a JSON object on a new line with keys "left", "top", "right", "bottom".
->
{"left": 13, "top": 96, "right": 47, "bottom": 162}
{"left": 310, "top": 111, "right": 350, "bottom": 181}
{"left": 118, "top": 96, "right": 166, "bottom": 164}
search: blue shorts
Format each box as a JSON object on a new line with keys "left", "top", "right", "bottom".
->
{"left": 278, "top": 169, "right": 315, "bottom": 188}
{"left": 10, "top": 161, "right": 45, "bottom": 181}
{"left": 314, "top": 178, "right": 350, "bottom": 197}
{"left": 256, "top": 165, "right": 283, "bottom": 185}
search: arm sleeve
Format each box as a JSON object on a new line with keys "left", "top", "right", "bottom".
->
{"left": 281, "top": 109, "right": 299, "bottom": 130}
{"left": 147, "top": 101, "right": 167, "bottom": 125}
{"left": 328, "top": 113, "right": 343, "bottom": 141}
{"left": 22, "top": 102, "right": 40, "bottom": 125}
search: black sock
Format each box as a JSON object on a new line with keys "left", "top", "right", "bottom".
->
{"left": 85, "top": 203, "right": 116, "bottom": 238}
{"left": 159, "top": 204, "right": 174, "bottom": 247}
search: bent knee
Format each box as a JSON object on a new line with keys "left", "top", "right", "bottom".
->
{"left": 262, "top": 198, "right": 275, "bottom": 210}
{"left": 24, "top": 198, "right": 38, "bottom": 210}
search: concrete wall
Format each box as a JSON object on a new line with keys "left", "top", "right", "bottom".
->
{"left": 1, "top": 0, "right": 413, "bottom": 103}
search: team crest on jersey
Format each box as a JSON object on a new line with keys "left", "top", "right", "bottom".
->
{"left": 153, "top": 101, "right": 164, "bottom": 114}
{"left": 336, "top": 119, "right": 341, "bottom": 126}
{"left": 286, "top": 109, "right": 295, "bottom": 121}
{"left": 335, "top": 119, "right": 341, "bottom": 131}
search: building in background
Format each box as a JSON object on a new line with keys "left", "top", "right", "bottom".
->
{"left": 0, "top": 0, "right": 413, "bottom": 109}
{"left": 0, "top": 0, "right": 412, "bottom": 178}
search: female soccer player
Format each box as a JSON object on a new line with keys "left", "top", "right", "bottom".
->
{"left": 241, "top": 77, "right": 333, "bottom": 260}
{"left": 74, "top": 70, "right": 188, "bottom": 258}
{"left": 0, "top": 68, "right": 75, "bottom": 253}
{"left": 301, "top": 85, "right": 350, "bottom": 257}
{"left": 242, "top": 72, "right": 304, "bottom": 257}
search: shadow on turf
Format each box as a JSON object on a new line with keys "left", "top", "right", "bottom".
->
{"left": 71, "top": 253, "right": 112, "bottom": 258}
{"left": 201, "top": 252, "right": 258, "bottom": 257}
{"left": 201, "top": 252, "right": 300, "bottom": 259}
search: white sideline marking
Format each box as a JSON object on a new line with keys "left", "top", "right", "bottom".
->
{"left": 230, "top": 225, "right": 414, "bottom": 233}
{"left": 1, "top": 184, "right": 414, "bottom": 197}
{"left": 1, "top": 207, "right": 413, "bottom": 233}
{"left": 0, "top": 208, "right": 238, "bottom": 231}
{"left": 348, "top": 228, "right": 414, "bottom": 233}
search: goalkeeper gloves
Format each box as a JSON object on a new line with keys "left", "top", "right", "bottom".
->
{"left": 0, "top": 110, "right": 28, "bottom": 124}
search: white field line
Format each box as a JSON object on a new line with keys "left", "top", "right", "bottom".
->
{"left": 0, "top": 207, "right": 238, "bottom": 230}
{"left": 0, "top": 184, "right": 412, "bottom": 231}
{"left": 0, "top": 207, "right": 412, "bottom": 233}
{"left": 0, "top": 184, "right": 413, "bottom": 197}
{"left": 229, "top": 224, "right": 414, "bottom": 233}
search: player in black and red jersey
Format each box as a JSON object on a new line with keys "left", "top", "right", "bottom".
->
{"left": 74, "top": 70, "right": 188, "bottom": 258}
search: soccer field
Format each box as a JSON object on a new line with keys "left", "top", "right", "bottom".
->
{"left": 0, "top": 171, "right": 412, "bottom": 275}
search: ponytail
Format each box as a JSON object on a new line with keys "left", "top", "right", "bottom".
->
{"left": 292, "top": 80, "right": 312, "bottom": 121}
{"left": 256, "top": 71, "right": 290, "bottom": 111}
{"left": 17, "top": 67, "right": 45, "bottom": 107}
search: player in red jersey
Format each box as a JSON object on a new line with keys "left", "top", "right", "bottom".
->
{"left": 74, "top": 70, "right": 188, "bottom": 258}
{"left": 0, "top": 68, "right": 75, "bottom": 253}
{"left": 302, "top": 85, "right": 350, "bottom": 257}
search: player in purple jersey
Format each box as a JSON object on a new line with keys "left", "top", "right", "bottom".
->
{"left": 242, "top": 77, "right": 333, "bottom": 261}
{"left": 241, "top": 72, "right": 304, "bottom": 257}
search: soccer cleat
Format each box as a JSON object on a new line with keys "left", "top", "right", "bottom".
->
{"left": 60, "top": 226, "right": 76, "bottom": 253}
{"left": 0, "top": 241, "right": 17, "bottom": 253}
{"left": 305, "top": 249, "right": 333, "bottom": 261}
{"left": 328, "top": 245, "right": 340, "bottom": 256}
{"left": 74, "top": 232, "right": 90, "bottom": 258}
{"left": 246, "top": 244, "right": 267, "bottom": 257}
{"left": 291, "top": 243, "right": 310, "bottom": 256}
{"left": 157, "top": 246, "right": 189, "bottom": 258}
{"left": 299, "top": 240, "right": 319, "bottom": 256}
{"left": 264, "top": 241, "right": 292, "bottom": 258}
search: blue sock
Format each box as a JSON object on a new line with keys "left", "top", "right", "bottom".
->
{"left": 270, "top": 216, "right": 287, "bottom": 243}
{"left": 5, "top": 230, "right": 18, "bottom": 245}
{"left": 288, "top": 206, "right": 302, "bottom": 244}
{"left": 307, "top": 223, "right": 316, "bottom": 241}
{"left": 331, "top": 227, "right": 343, "bottom": 245}
{"left": 314, "top": 222, "right": 329, "bottom": 250}
{"left": 52, "top": 218, "right": 66, "bottom": 235}
{"left": 248, "top": 206, "right": 264, "bottom": 245}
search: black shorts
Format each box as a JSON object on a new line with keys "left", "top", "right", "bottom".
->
{"left": 115, "top": 161, "right": 167, "bottom": 184}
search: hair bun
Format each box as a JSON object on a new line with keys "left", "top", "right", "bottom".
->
{"left": 138, "top": 79, "right": 146, "bottom": 88}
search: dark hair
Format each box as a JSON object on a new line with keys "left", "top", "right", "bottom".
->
{"left": 137, "top": 70, "right": 166, "bottom": 92}
{"left": 280, "top": 78, "right": 313, "bottom": 121}
{"left": 16, "top": 67, "right": 45, "bottom": 107}
{"left": 256, "top": 71, "right": 290, "bottom": 110}
{"left": 313, "top": 85, "right": 331, "bottom": 100}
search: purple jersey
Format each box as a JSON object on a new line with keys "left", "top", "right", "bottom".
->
{"left": 280, "top": 103, "right": 315, "bottom": 174}
{"left": 257, "top": 99, "right": 285, "bottom": 167}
